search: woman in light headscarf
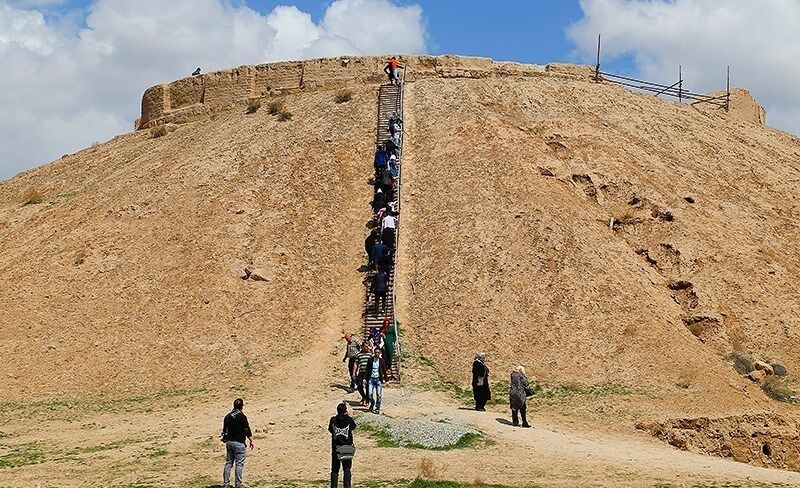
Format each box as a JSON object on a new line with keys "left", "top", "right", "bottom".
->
{"left": 509, "top": 365, "right": 531, "bottom": 428}
{"left": 471, "top": 353, "right": 491, "bottom": 411}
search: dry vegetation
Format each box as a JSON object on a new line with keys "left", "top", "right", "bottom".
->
{"left": 20, "top": 189, "right": 44, "bottom": 206}
{"left": 150, "top": 125, "right": 168, "bottom": 138}
{"left": 335, "top": 88, "right": 354, "bottom": 103}
{"left": 267, "top": 99, "right": 285, "bottom": 115}
{"left": 246, "top": 98, "right": 262, "bottom": 114}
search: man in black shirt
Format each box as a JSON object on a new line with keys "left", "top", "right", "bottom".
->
{"left": 221, "top": 398, "right": 254, "bottom": 488}
{"left": 328, "top": 402, "right": 357, "bottom": 488}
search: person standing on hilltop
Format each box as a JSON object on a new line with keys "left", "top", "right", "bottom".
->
{"left": 384, "top": 56, "right": 404, "bottom": 85}
{"left": 509, "top": 366, "right": 532, "bottom": 428}
{"left": 472, "top": 353, "right": 491, "bottom": 411}
{"left": 328, "top": 402, "right": 357, "bottom": 488}
{"left": 220, "top": 398, "right": 254, "bottom": 488}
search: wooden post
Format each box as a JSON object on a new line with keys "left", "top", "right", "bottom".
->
{"left": 726, "top": 65, "right": 731, "bottom": 111}
{"left": 595, "top": 33, "right": 601, "bottom": 82}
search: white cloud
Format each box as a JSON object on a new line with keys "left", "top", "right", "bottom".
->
{"left": 0, "top": 0, "right": 426, "bottom": 179}
{"left": 568, "top": 0, "right": 800, "bottom": 135}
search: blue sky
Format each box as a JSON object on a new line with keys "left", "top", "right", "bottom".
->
{"left": 41, "top": 0, "right": 607, "bottom": 66}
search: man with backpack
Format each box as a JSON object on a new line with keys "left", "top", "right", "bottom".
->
{"left": 220, "top": 398, "right": 254, "bottom": 488}
{"left": 328, "top": 402, "right": 357, "bottom": 488}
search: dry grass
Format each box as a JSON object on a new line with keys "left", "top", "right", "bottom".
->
{"left": 278, "top": 110, "right": 293, "bottom": 122}
{"left": 21, "top": 189, "right": 44, "bottom": 206}
{"left": 760, "top": 376, "right": 797, "bottom": 403}
{"left": 418, "top": 458, "right": 437, "bottom": 479}
{"left": 611, "top": 207, "right": 639, "bottom": 230}
{"left": 246, "top": 98, "right": 262, "bottom": 114}
{"left": 267, "top": 99, "right": 285, "bottom": 115}
{"left": 729, "top": 351, "right": 755, "bottom": 375}
{"left": 334, "top": 88, "right": 354, "bottom": 103}
{"left": 150, "top": 126, "right": 168, "bottom": 138}
{"left": 73, "top": 250, "right": 87, "bottom": 266}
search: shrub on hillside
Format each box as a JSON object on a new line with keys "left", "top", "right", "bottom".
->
{"left": 21, "top": 189, "right": 44, "bottom": 206}
{"left": 277, "top": 110, "right": 293, "bottom": 122}
{"left": 246, "top": 98, "right": 261, "bottom": 114}
{"left": 151, "top": 125, "right": 168, "bottom": 138}
{"left": 730, "top": 351, "right": 755, "bottom": 375}
{"left": 267, "top": 99, "right": 285, "bottom": 115}
{"left": 334, "top": 88, "right": 353, "bottom": 103}
{"left": 760, "top": 376, "right": 797, "bottom": 403}
{"left": 771, "top": 363, "right": 788, "bottom": 376}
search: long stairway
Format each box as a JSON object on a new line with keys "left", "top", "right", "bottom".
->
{"left": 362, "top": 78, "right": 404, "bottom": 381}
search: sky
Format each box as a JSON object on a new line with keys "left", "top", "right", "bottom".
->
{"left": 1, "top": 0, "right": 798, "bottom": 179}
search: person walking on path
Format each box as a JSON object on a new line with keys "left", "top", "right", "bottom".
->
{"left": 366, "top": 347, "right": 389, "bottom": 413}
{"left": 509, "top": 366, "right": 532, "bottom": 428}
{"left": 383, "top": 56, "right": 404, "bottom": 85}
{"left": 472, "top": 353, "right": 491, "bottom": 411}
{"left": 342, "top": 333, "right": 362, "bottom": 390}
{"left": 352, "top": 342, "right": 373, "bottom": 406}
{"left": 328, "top": 402, "right": 357, "bottom": 488}
{"left": 370, "top": 239, "right": 388, "bottom": 271}
{"left": 220, "top": 398, "right": 254, "bottom": 488}
{"left": 364, "top": 228, "right": 380, "bottom": 267}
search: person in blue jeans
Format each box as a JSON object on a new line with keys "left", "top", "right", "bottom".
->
{"left": 366, "top": 347, "right": 389, "bottom": 414}
{"left": 221, "top": 398, "right": 255, "bottom": 488}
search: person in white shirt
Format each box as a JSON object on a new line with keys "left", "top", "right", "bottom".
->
{"left": 380, "top": 213, "right": 397, "bottom": 251}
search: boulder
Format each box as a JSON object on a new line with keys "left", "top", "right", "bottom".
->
{"left": 249, "top": 268, "right": 268, "bottom": 281}
{"left": 230, "top": 267, "right": 248, "bottom": 279}
{"left": 748, "top": 370, "right": 766, "bottom": 382}
{"left": 754, "top": 361, "right": 774, "bottom": 375}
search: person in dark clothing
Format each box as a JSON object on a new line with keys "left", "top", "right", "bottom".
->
{"left": 364, "top": 228, "right": 380, "bottom": 267}
{"left": 377, "top": 248, "right": 393, "bottom": 274}
{"left": 374, "top": 145, "right": 389, "bottom": 171}
{"left": 509, "top": 366, "right": 532, "bottom": 428}
{"left": 372, "top": 189, "right": 387, "bottom": 213}
{"left": 472, "top": 353, "right": 491, "bottom": 411}
{"left": 352, "top": 342, "right": 373, "bottom": 405}
{"left": 220, "top": 398, "right": 254, "bottom": 488}
{"left": 370, "top": 241, "right": 388, "bottom": 271}
{"left": 372, "top": 270, "right": 389, "bottom": 313}
{"left": 328, "top": 402, "right": 357, "bottom": 488}
{"left": 384, "top": 56, "right": 403, "bottom": 85}
{"left": 385, "top": 138, "right": 399, "bottom": 158}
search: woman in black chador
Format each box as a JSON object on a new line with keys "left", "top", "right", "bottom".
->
{"left": 472, "top": 352, "right": 491, "bottom": 411}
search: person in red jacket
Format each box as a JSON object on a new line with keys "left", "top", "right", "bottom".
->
{"left": 384, "top": 57, "right": 404, "bottom": 85}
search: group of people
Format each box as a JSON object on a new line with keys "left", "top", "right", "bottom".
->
{"left": 472, "top": 353, "right": 534, "bottom": 428}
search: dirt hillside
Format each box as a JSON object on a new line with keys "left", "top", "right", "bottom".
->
{"left": 1, "top": 55, "right": 799, "bottom": 478}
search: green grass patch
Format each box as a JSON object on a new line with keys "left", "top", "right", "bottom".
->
{"left": 0, "top": 443, "right": 44, "bottom": 468}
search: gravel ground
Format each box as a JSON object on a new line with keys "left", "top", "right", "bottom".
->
{"left": 358, "top": 413, "right": 480, "bottom": 449}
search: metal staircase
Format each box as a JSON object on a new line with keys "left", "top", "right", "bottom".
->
{"left": 362, "top": 72, "right": 405, "bottom": 381}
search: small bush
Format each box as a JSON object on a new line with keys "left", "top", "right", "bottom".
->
{"left": 21, "top": 189, "right": 44, "bottom": 206}
{"left": 771, "top": 363, "right": 788, "bottom": 376}
{"left": 150, "top": 126, "right": 168, "bottom": 138}
{"left": 246, "top": 98, "right": 261, "bottom": 114}
{"left": 418, "top": 458, "right": 437, "bottom": 479}
{"left": 73, "top": 250, "right": 87, "bottom": 266}
{"left": 730, "top": 351, "right": 754, "bottom": 375}
{"left": 266, "top": 99, "right": 285, "bottom": 115}
{"left": 760, "top": 376, "right": 797, "bottom": 403}
{"left": 277, "top": 110, "right": 293, "bottom": 121}
{"left": 334, "top": 88, "right": 353, "bottom": 103}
